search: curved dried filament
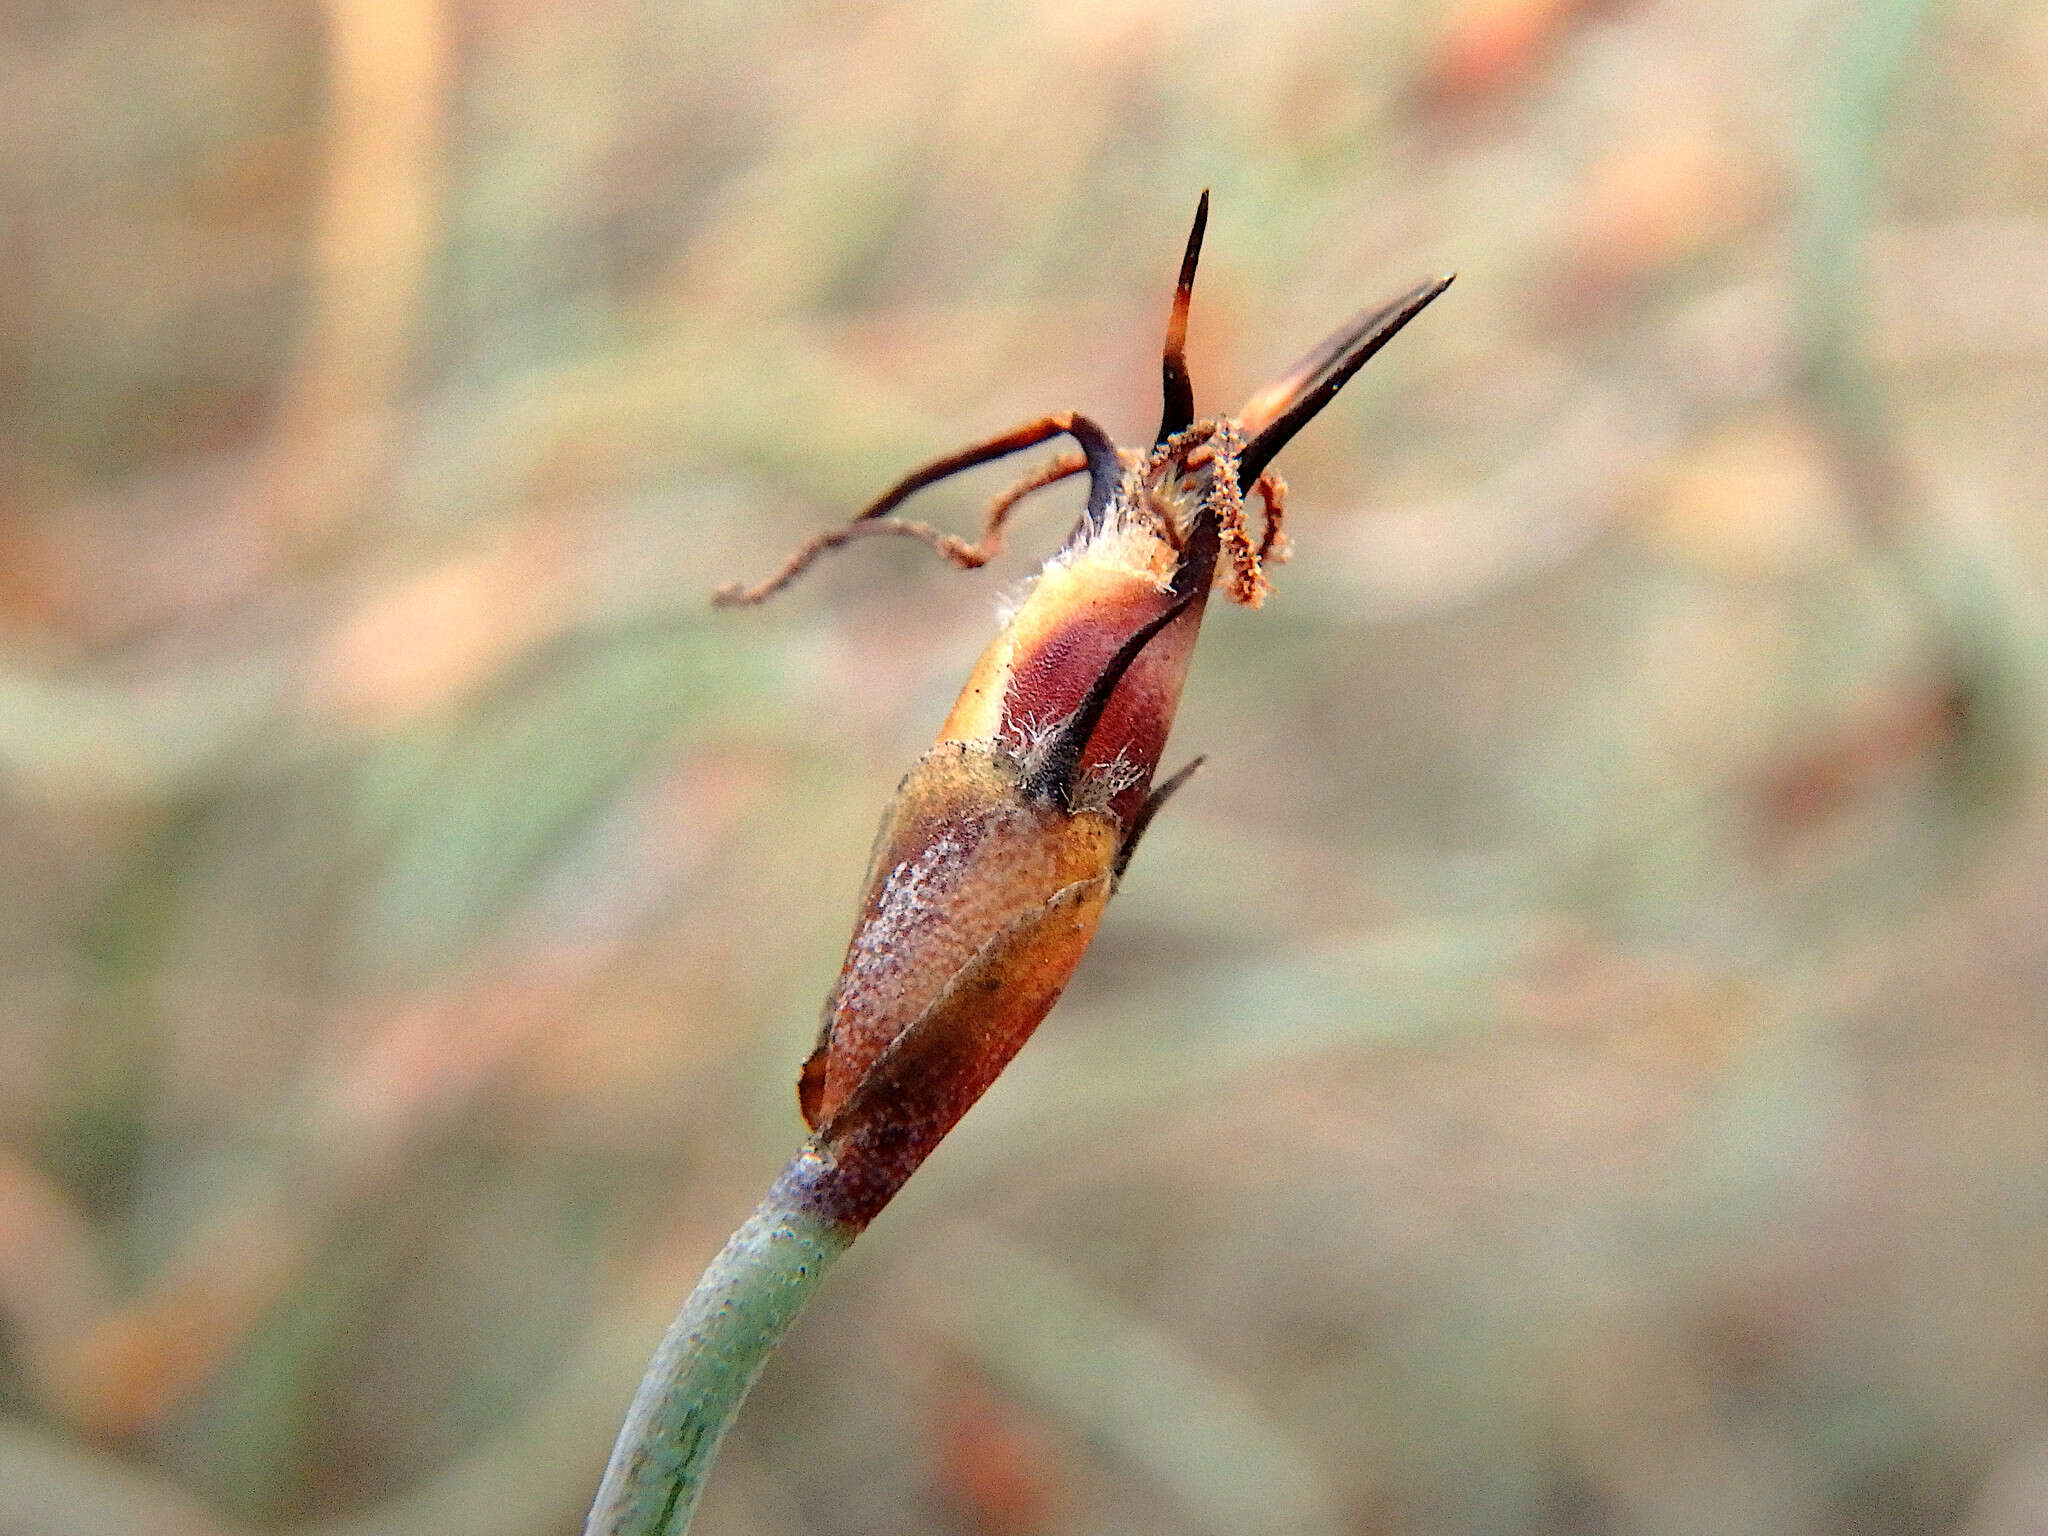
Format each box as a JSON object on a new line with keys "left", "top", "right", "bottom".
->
{"left": 708, "top": 515, "right": 997, "bottom": 607}
{"left": 1250, "top": 468, "right": 1290, "bottom": 565}
{"left": 983, "top": 448, "right": 1089, "bottom": 538}
{"left": 1212, "top": 469, "right": 1270, "bottom": 609}
{"left": 714, "top": 414, "right": 1118, "bottom": 606}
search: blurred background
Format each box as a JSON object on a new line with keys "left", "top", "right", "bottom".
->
{"left": 4, "top": 0, "right": 2048, "bottom": 1532}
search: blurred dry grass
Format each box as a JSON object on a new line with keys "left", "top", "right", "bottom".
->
{"left": 3, "top": 0, "right": 2048, "bottom": 1532}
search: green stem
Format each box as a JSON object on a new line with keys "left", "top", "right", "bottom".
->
{"left": 584, "top": 1147, "right": 855, "bottom": 1536}
{"left": 1796, "top": 0, "right": 1935, "bottom": 455}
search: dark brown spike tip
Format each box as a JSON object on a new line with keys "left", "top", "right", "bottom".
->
{"left": 1156, "top": 191, "right": 1211, "bottom": 444}
{"left": 1114, "top": 754, "right": 1205, "bottom": 880}
{"left": 1235, "top": 272, "right": 1454, "bottom": 490}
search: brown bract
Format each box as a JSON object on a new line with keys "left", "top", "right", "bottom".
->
{"left": 802, "top": 743, "right": 1122, "bottom": 1130}
{"left": 937, "top": 520, "right": 1211, "bottom": 825}
{"left": 720, "top": 195, "right": 1450, "bottom": 1231}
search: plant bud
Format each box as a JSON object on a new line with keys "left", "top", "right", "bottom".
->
{"left": 719, "top": 196, "right": 1451, "bottom": 1229}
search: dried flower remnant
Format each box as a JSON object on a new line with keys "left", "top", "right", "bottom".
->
{"left": 587, "top": 199, "right": 1448, "bottom": 1536}
{"left": 718, "top": 193, "right": 1452, "bottom": 1230}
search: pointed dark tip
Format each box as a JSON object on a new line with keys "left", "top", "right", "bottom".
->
{"left": 1156, "top": 191, "right": 1211, "bottom": 444}
{"left": 1236, "top": 271, "right": 1454, "bottom": 490}
{"left": 1185, "top": 190, "right": 1210, "bottom": 273}
{"left": 1113, "top": 754, "right": 1206, "bottom": 880}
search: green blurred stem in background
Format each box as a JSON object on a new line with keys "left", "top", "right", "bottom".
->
{"left": 584, "top": 1150, "right": 854, "bottom": 1536}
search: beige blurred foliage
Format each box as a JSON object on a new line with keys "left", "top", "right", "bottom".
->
{"left": 2, "top": 0, "right": 2047, "bottom": 1533}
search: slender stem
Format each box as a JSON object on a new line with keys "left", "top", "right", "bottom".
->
{"left": 1796, "top": 0, "right": 1934, "bottom": 459}
{"left": 584, "top": 1148, "right": 856, "bottom": 1536}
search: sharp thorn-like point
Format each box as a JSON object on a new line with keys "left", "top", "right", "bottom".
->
{"left": 1236, "top": 271, "right": 1455, "bottom": 490}
{"left": 1157, "top": 190, "right": 1210, "bottom": 443}
{"left": 1114, "top": 754, "right": 1207, "bottom": 880}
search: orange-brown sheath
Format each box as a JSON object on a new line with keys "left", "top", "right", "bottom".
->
{"left": 805, "top": 747, "right": 1121, "bottom": 1128}
{"left": 795, "top": 476, "right": 1224, "bottom": 1229}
